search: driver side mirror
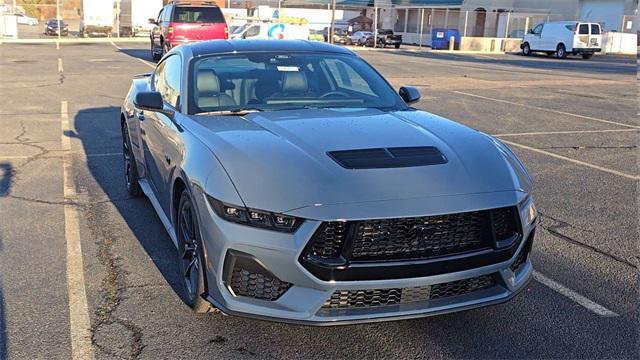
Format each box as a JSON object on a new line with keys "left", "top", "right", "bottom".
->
{"left": 399, "top": 86, "right": 420, "bottom": 105}
{"left": 134, "top": 91, "right": 164, "bottom": 111}
{"left": 148, "top": 18, "right": 158, "bottom": 25}
{"left": 527, "top": 29, "right": 535, "bottom": 34}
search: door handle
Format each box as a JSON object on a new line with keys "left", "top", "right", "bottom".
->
{"left": 136, "top": 111, "right": 145, "bottom": 121}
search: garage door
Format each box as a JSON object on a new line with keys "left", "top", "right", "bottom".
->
{"left": 580, "top": 0, "right": 625, "bottom": 31}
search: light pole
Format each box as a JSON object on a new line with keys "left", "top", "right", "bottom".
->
{"left": 329, "top": 0, "right": 336, "bottom": 44}
{"left": 56, "top": 0, "right": 61, "bottom": 42}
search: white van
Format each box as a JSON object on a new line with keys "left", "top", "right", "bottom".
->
{"left": 231, "top": 22, "right": 309, "bottom": 40}
{"left": 521, "top": 21, "right": 602, "bottom": 59}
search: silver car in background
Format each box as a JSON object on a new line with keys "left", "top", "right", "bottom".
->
{"left": 120, "top": 40, "right": 537, "bottom": 325}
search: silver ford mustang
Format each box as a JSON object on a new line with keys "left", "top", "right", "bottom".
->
{"left": 120, "top": 40, "right": 537, "bottom": 325}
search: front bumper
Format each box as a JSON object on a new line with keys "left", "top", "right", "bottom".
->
{"left": 193, "top": 189, "right": 536, "bottom": 325}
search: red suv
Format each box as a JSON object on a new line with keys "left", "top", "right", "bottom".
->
{"left": 150, "top": 1, "right": 228, "bottom": 61}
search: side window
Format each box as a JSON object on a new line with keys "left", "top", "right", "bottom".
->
{"left": 245, "top": 25, "right": 260, "bottom": 38}
{"left": 153, "top": 55, "right": 182, "bottom": 109}
{"left": 579, "top": 24, "right": 589, "bottom": 34}
{"left": 324, "top": 59, "right": 375, "bottom": 96}
{"left": 591, "top": 24, "right": 600, "bottom": 35}
{"left": 157, "top": 9, "right": 163, "bottom": 23}
{"left": 532, "top": 24, "right": 543, "bottom": 35}
{"left": 163, "top": 6, "right": 172, "bottom": 22}
{"left": 162, "top": 55, "right": 182, "bottom": 108}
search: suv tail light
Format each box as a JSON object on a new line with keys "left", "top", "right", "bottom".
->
{"left": 167, "top": 25, "right": 175, "bottom": 39}
{"left": 224, "top": 26, "right": 229, "bottom": 39}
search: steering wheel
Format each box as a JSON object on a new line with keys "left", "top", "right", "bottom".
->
{"left": 320, "top": 91, "right": 350, "bottom": 98}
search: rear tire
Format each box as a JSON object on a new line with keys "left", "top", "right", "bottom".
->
{"left": 394, "top": 43, "right": 400, "bottom": 49}
{"left": 556, "top": 44, "right": 567, "bottom": 59}
{"left": 522, "top": 42, "right": 531, "bottom": 56}
{"left": 176, "top": 191, "right": 214, "bottom": 313}
{"left": 151, "top": 40, "right": 161, "bottom": 61}
{"left": 581, "top": 53, "right": 593, "bottom": 59}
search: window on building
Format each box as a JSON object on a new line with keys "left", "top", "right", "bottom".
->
{"left": 407, "top": 9, "right": 419, "bottom": 33}
{"left": 395, "top": 9, "right": 406, "bottom": 32}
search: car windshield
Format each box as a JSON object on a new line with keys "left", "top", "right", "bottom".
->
{"left": 48, "top": 20, "right": 65, "bottom": 26}
{"left": 189, "top": 52, "right": 406, "bottom": 115}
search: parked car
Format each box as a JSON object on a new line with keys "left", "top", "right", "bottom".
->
{"left": 521, "top": 21, "right": 602, "bottom": 59}
{"left": 364, "top": 29, "right": 402, "bottom": 48}
{"left": 121, "top": 40, "right": 536, "bottom": 324}
{"left": 230, "top": 22, "right": 309, "bottom": 41}
{"left": 150, "top": 2, "right": 228, "bottom": 61}
{"left": 350, "top": 31, "right": 372, "bottom": 46}
{"left": 16, "top": 13, "right": 38, "bottom": 25}
{"left": 44, "top": 19, "right": 69, "bottom": 36}
{"left": 329, "top": 28, "right": 350, "bottom": 44}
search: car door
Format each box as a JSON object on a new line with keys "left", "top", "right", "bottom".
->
{"left": 140, "top": 54, "right": 184, "bottom": 215}
{"left": 527, "top": 24, "right": 543, "bottom": 50}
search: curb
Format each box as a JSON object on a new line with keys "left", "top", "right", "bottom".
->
{"left": 0, "top": 37, "right": 149, "bottom": 44}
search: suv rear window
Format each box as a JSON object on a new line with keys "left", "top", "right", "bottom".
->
{"left": 173, "top": 6, "right": 224, "bottom": 23}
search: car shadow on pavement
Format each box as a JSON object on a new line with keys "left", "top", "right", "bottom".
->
{"left": 70, "top": 107, "right": 185, "bottom": 301}
{"left": 387, "top": 50, "right": 636, "bottom": 76}
{"left": 116, "top": 48, "right": 157, "bottom": 64}
{"left": 0, "top": 162, "right": 11, "bottom": 359}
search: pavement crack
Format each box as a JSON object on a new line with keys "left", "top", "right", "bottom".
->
{"left": 87, "top": 203, "right": 145, "bottom": 359}
{"left": 539, "top": 212, "right": 637, "bottom": 269}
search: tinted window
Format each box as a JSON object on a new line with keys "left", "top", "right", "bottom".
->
{"left": 173, "top": 6, "right": 224, "bottom": 23}
{"left": 564, "top": 24, "right": 576, "bottom": 31}
{"left": 156, "top": 9, "right": 163, "bottom": 23}
{"left": 579, "top": 24, "right": 589, "bottom": 34}
{"left": 245, "top": 25, "right": 260, "bottom": 38}
{"left": 154, "top": 55, "right": 181, "bottom": 108}
{"left": 591, "top": 24, "right": 600, "bottom": 35}
{"left": 189, "top": 52, "right": 405, "bottom": 114}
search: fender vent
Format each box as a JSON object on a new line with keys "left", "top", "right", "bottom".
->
{"left": 328, "top": 146, "right": 447, "bottom": 169}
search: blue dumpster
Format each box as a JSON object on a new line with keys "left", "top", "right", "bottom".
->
{"left": 431, "top": 28, "right": 460, "bottom": 50}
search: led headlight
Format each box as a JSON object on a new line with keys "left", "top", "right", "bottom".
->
{"left": 207, "top": 196, "right": 302, "bottom": 233}
{"left": 519, "top": 195, "right": 537, "bottom": 226}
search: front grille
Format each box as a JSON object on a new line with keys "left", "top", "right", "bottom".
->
{"left": 229, "top": 268, "right": 291, "bottom": 301}
{"left": 322, "top": 274, "right": 495, "bottom": 309}
{"left": 305, "top": 207, "right": 519, "bottom": 263}
{"left": 510, "top": 230, "right": 535, "bottom": 272}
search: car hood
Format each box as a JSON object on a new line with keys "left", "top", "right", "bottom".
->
{"left": 187, "top": 108, "right": 531, "bottom": 214}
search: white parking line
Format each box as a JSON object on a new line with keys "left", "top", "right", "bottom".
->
{"left": 61, "top": 100, "right": 96, "bottom": 360}
{"left": 58, "top": 58, "right": 64, "bottom": 73}
{"left": 454, "top": 91, "right": 640, "bottom": 129}
{"left": 110, "top": 40, "right": 155, "bottom": 69}
{"left": 0, "top": 152, "right": 122, "bottom": 160}
{"left": 533, "top": 271, "right": 619, "bottom": 317}
{"left": 501, "top": 139, "right": 639, "bottom": 180}
{"left": 493, "top": 129, "right": 638, "bottom": 137}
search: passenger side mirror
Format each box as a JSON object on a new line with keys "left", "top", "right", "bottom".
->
{"left": 134, "top": 91, "right": 164, "bottom": 111}
{"left": 399, "top": 86, "right": 421, "bottom": 105}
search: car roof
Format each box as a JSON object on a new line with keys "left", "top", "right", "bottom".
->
{"left": 188, "top": 40, "right": 355, "bottom": 57}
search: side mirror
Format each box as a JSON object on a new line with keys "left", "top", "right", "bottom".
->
{"left": 148, "top": 18, "right": 157, "bottom": 25}
{"left": 134, "top": 91, "right": 164, "bottom": 111}
{"left": 399, "top": 86, "right": 421, "bottom": 105}
{"left": 527, "top": 29, "right": 534, "bottom": 34}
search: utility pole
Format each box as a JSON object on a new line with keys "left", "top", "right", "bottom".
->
{"left": 373, "top": 6, "right": 377, "bottom": 48}
{"left": 329, "top": 0, "right": 336, "bottom": 44}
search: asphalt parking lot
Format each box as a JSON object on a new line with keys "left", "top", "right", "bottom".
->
{"left": 0, "top": 41, "right": 637, "bottom": 359}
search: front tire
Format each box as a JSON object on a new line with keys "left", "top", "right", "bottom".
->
{"left": 582, "top": 53, "right": 593, "bottom": 59}
{"left": 556, "top": 44, "right": 567, "bottom": 59}
{"left": 176, "top": 191, "right": 213, "bottom": 313}
{"left": 151, "top": 40, "right": 161, "bottom": 61}
{"left": 522, "top": 42, "right": 531, "bottom": 56}
{"left": 122, "top": 125, "right": 142, "bottom": 197}
{"left": 394, "top": 43, "right": 400, "bottom": 49}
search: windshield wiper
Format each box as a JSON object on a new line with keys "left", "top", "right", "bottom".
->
{"left": 196, "top": 108, "right": 263, "bottom": 116}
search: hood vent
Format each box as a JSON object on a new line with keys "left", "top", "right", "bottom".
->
{"left": 328, "top": 146, "right": 447, "bottom": 169}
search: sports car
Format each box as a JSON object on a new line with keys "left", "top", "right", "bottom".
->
{"left": 120, "top": 40, "right": 537, "bottom": 325}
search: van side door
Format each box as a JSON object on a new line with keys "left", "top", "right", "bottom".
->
{"left": 528, "top": 24, "right": 544, "bottom": 50}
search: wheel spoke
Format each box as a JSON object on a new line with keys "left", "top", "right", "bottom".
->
{"left": 184, "top": 257, "right": 197, "bottom": 280}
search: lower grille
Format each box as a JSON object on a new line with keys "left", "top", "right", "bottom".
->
{"left": 224, "top": 250, "right": 291, "bottom": 301}
{"left": 229, "top": 268, "right": 291, "bottom": 301}
{"left": 510, "top": 230, "right": 535, "bottom": 272}
{"left": 322, "top": 274, "right": 495, "bottom": 309}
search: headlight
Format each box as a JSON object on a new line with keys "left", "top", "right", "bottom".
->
{"left": 206, "top": 196, "right": 302, "bottom": 233}
{"left": 519, "top": 195, "right": 537, "bottom": 226}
